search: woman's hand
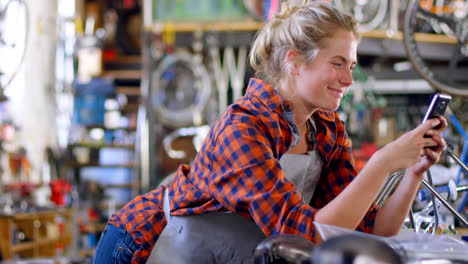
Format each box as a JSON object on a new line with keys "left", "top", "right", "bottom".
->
{"left": 379, "top": 116, "right": 447, "bottom": 172}
{"left": 372, "top": 116, "right": 447, "bottom": 236}
{"left": 406, "top": 116, "right": 447, "bottom": 176}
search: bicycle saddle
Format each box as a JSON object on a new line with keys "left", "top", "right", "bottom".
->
{"left": 254, "top": 234, "right": 315, "bottom": 264}
{"left": 311, "top": 234, "right": 403, "bottom": 264}
{"left": 254, "top": 233, "right": 403, "bottom": 264}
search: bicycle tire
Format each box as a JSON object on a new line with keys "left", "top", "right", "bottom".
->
{"left": 151, "top": 52, "right": 212, "bottom": 128}
{"left": 403, "top": 0, "right": 468, "bottom": 96}
{"left": 0, "top": 0, "right": 29, "bottom": 89}
{"left": 334, "top": 0, "right": 388, "bottom": 31}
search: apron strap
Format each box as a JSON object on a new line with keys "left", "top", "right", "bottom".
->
{"left": 306, "top": 118, "right": 316, "bottom": 151}
{"left": 163, "top": 188, "right": 171, "bottom": 221}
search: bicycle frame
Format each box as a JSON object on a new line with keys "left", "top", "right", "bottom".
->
{"left": 447, "top": 111, "right": 468, "bottom": 213}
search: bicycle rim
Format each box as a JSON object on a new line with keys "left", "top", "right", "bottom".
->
{"left": 151, "top": 52, "right": 212, "bottom": 128}
{"left": 403, "top": 0, "right": 468, "bottom": 96}
{"left": 0, "top": 0, "right": 29, "bottom": 89}
{"left": 334, "top": 0, "right": 388, "bottom": 31}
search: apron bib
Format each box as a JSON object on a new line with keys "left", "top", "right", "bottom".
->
{"left": 148, "top": 150, "right": 323, "bottom": 264}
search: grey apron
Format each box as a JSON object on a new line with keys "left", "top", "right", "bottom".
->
{"left": 147, "top": 151, "right": 323, "bottom": 264}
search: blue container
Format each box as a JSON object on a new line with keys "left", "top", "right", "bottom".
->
{"left": 105, "top": 187, "right": 133, "bottom": 204}
{"left": 80, "top": 167, "right": 132, "bottom": 185}
{"left": 99, "top": 148, "right": 133, "bottom": 165}
{"left": 74, "top": 94, "right": 106, "bottom": 125}
{"left": 73, "top": 78, "right": 115, "bottom": 125}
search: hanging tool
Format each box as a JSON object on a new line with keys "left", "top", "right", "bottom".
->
{"left": 208, "top": 35, "right": 229, "bottom": 115}
{"left": 209, "top": 39, "right": 248, "bottom": 115}
{"left": 224, "top": 46, "right": 247, "bottom": 102}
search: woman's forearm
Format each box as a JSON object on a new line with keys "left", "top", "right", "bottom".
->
{"left": 373, "top": 170, "right": 423, "bottom": 236}
{"left": 315, "top": 152, "right": 392, "bottom": 230}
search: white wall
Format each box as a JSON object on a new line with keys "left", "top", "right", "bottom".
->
{"left": 4, "top": 0, "right": 59, "bottom": 183}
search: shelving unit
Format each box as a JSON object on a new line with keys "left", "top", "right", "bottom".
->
{"left": 70, "top": 51, "right": 142, "bottom": 194}
{"left": 0, "top": 208, "right": 73, "bottom": 260}
{"left": 139, "top": 11, "right": 465, "bottom": 185}
{"left": 66, "top": 50, "right": 143, "bottom": 252}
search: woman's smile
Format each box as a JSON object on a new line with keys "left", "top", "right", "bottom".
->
{"left": 328, "top": 86, "right": 346, "bottom": 98}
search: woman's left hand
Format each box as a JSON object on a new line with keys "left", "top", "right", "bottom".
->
{"left": 407, "top": 116, "right": 447, "bottom": 176}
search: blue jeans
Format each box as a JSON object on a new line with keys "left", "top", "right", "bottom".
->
{"left": 93, "top": 224, "right": 140, "bottom": 264}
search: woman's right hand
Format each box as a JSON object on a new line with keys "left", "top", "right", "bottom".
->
{"left": 377, "top": 117, "right": 443, "bottom": 172}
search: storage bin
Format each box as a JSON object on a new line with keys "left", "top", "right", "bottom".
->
{"left": 73, "top": 94, "right": 106, "bottom": 125}
{"left": 80, "top": 167, "right": 132, "bottom": 185}
{"left": 104, "top": 187, "right": 133, "bottom": 204}
{"left": 99, "top": 148, "right": 133, "bottom": 165}
{"left": 73, "top": 78, "right": 115, "bottom": 125}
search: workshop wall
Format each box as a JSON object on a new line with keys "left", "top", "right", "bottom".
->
{"left": 4, "top": 0, "right": 59, "bottom": 183}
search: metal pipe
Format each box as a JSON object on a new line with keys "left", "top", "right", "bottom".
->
{"left": 457, "top": 185, "right": 468, "bottom": 193}
{"left": 409, "top": 208, "right": 416, "bottom": 229}
{"left": 445, "top": 143, "right": 468, "bottom": 213}
{"left": 376, "top": 171, "right": 405, "bottom": 206}
{"left": 421, "top": 179, "right": 468, "bottom": 227}
{"left": 426, "top": 169, "right": 439, "bottom": 234}
{"left": 446, "top": 144, "right": 468, "bottom": 175}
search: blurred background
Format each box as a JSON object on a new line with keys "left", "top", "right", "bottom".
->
{"left": 0, "top": 0, "right": 467, "bottom": 263}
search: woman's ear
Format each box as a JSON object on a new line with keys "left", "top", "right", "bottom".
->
{"left": 285, "top": 49, "right": 300, "bottom": 75}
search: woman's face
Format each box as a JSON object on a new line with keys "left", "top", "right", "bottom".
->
{"left": 294, "top": 29, "right": 358, "bottom": 112}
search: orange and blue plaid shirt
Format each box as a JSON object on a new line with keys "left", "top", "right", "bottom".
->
{"left": 109, "top": 78, "right": 379, "bottom": 263}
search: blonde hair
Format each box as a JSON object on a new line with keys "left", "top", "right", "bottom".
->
{"left": 249, "top": 1, "right": 360, "bottom": 83}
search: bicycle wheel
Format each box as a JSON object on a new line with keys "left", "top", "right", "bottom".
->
{"left": 334, "top": 0, "right": 388, "bottom": 31}
{"left": 151, "top": 52, "right": 212, "bottom": 128}
{"left": 403, "top": 0, "right": 468, "bottom": 96}
{"left": 0, "top": 0, "right": 29, "bottom": 89}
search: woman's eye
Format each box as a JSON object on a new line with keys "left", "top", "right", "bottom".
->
{"left": 332, "top": 63, "right": 342, "bottom": 67}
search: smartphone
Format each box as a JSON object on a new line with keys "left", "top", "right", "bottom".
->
{"left": 422, "top": 93, "right": 452, "bottom": 128}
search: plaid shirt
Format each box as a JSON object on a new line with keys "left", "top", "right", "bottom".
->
{"left": 109, "top": 78, "right": 379, "bottom": 263}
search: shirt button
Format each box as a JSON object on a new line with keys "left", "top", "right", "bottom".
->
{"left": 119, "top": 246, "right": 123, "bottom": 251}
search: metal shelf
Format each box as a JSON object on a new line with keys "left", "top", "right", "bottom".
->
{"left": 371, "top": 79, "right": 435, "bottom": 94}
{"left": 143, "top": 22, "right": 460, "bottom": 60}
{"left": 144, "top": 21, "right": 264, "bottom": 33}
{"left": 144, "top": 21, "right": 456, "bottom": 44}
{"left": 66, "top": 162, "right": 138, "bottom": 169}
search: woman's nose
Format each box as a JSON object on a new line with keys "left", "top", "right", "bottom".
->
{"left": 340, "top": 69, "right": 353, "bottom": 87}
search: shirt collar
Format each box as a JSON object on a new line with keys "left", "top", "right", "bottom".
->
{"left": 245, "top": 78, "right": 283, "bottom": 111}
{"left": 246, "top": 78, "right": 336, "bottom": 123}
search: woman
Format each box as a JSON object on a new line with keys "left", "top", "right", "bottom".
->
{"left": 93, "top": 2, "right": 447, "bottom": 263}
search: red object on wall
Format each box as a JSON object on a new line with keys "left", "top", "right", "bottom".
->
{"left": 123, "top": 0, "right": 135, "bottom": 9}
{"left": 50, "top": 179, "right": 72, "bottom": 206}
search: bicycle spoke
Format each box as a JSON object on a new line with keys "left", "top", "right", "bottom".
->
{"left": 415, "top": 4, "right": 458, "bottom": 30}
{"left": 334, "top": 0, "right": 388, "bottom": 31}
{"left": 404, "top": 0, "right": 468, "bottom": 96}
{"left": 352, "top": 4, "right": 366, "bottom": 21}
